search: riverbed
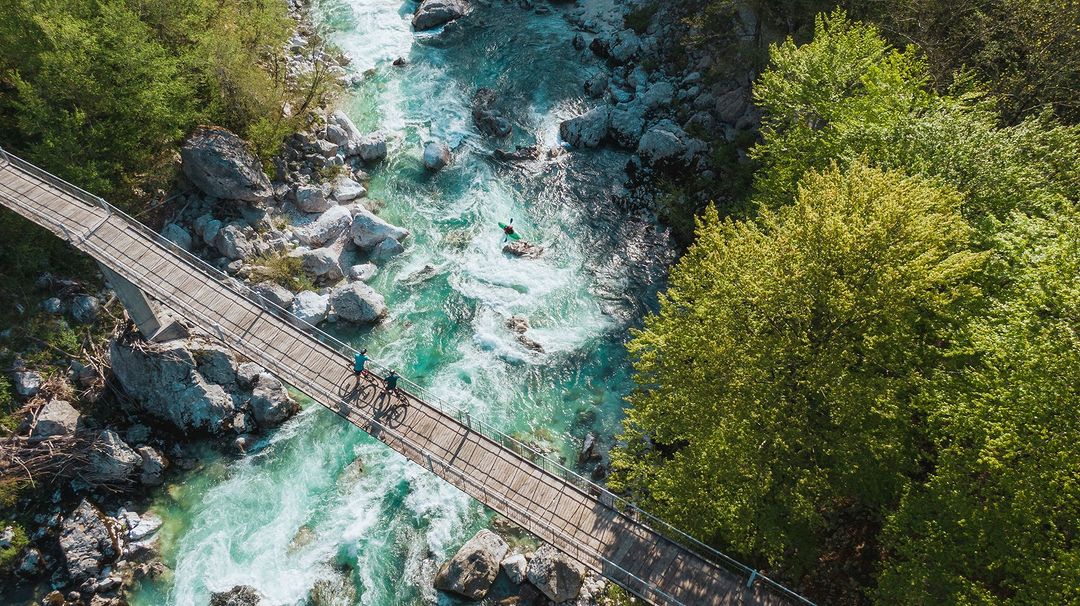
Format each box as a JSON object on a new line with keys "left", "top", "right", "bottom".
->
{"left": 130, "top": 2, "right": 673, "bottom": 604}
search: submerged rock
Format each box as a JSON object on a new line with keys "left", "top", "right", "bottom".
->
{"left": 423, "top": 141, "right": 451, "bottom": 171}
{"left": 181, "top": 126, "right": 273, "bottom": 204}
{"left": 526, "top": 544, "right": 585, "bottom": 603}
{"left": 434, "top": 529, "right": 509, "bottom": 599}
{"left": 413, "top": 0, "right": 468, "bottom": 31}
{"left": 210, "top": 585, "right": 265, "bottom": 606}
{"left": 503, "top": 241, "right": 543, "bottom": 258}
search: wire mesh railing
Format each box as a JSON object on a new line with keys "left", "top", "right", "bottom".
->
{"left": 0, "top": 147, "right": 816, "bottom": 606}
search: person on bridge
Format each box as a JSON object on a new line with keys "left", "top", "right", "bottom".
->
{"left": 384, "top": 369, "right": 400, "bottom": 396}
{"left": 354, "top": 349, "right": 370, "bottom": 377}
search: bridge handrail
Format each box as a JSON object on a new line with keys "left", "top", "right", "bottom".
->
{"left": 0, "top": 147, "right": 815, "bottom": 606}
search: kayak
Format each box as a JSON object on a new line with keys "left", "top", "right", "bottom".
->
{"left": 498, "top": 222, "right": 522, "bottom": 240}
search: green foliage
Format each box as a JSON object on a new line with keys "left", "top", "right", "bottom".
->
{"left": 877, "top": 211, "right": 1080, "bottom": 604}
{"left": 624, "top": 3, "right": 659, "bottom": 34}
{"left": 752, "top": 10, "right": 1079, "bottom": 226}
{"left": 614, "top": 162, "right": 983, "bottom": 572}
{"left": 0, "top": 521, "right": 27, "bottom": 569}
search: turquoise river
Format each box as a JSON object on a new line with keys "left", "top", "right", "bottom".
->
{"left": 131, "top": 1, "right": 674, "bottom": 604}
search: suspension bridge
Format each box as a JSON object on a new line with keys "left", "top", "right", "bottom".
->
{"left": 0, "top": 148, "right": 813, "bottom": 606}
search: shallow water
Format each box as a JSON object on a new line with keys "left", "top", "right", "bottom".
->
{"left": 129, "top": 2, "right": 673, "bottom": 604}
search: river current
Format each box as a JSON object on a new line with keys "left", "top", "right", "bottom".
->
{"left": 131, "top": 2, "right": 673, "bottom": 604}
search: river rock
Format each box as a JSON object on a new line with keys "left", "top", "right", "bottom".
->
{"left": 640, "top": 80, "right": 675, "bottom": 110}
{"left": 180, "top": 126, "right": 273, "bottom": 205}
{"left": 249, "top": 374, "right": 297, "bottom": 427}
{"left": 348, "top": 263, "right": 378, "bottom": 282}
{"left": 423, "top": 141, "right": 451, "bottom": 171}
{"left": 503, "top": 241, "right": 543, "bottom": 258}
{"left": 292, "top": 290, "right": 330, "bottom": 326}
{"left": 472, "top": 89, "right": 512, "bottom": 138}
{"left": 584, "top": 71, "right": 609, "bottom": 98}
{"left": 87, "top": 429, "right": 141, "bottom": 484}
{"left": 18, "top": 547, "right": 43, "bottom": 576}
{"left": 161, "top": 223, "right": 193, "bottom": 252}
{"left": 58, "top": 500, "right": 121, "bottom": 583}
{"left": 434, "top": 529, "right": 509, "bottom": 599}
{"left": 296, "top": 204, "right": 353, "bottom": 247}
{"left": 637, "top": 120, "right": 706, "bottom": 168}
{"left": 203, "top": 218, "right": 224, "bottom": 246}
{"left": 355, "top": 131, "right": 388, "bottom": 163}
{"left": 332, "top": 177, "right": 366, "bottom": 202}
{"left": 330, "top": 282, "right": 388, "bottom": 324}
{"left": 526, "top": 544, "right": 585, "bottom": 603}
{"left": 109, "top": 339, "right": 238, "bottom": 434}
{"left": 292, "top": 247, "right": 343, "bottom": 282}
{"left": 137, "top": 446, "right": 167, "bottom": 486}
{"left": 42, "top": 297, "right": 62, "bottom": 314}
{"left": 608, "top": 102, "right": 646, "bottom": 148}
{"left": 412, "top": 0, "right": 468, "bottom": 31}
{"left": 714, "top": 87, "right": 750, "bottom": 123}
{"left": 370, "top": 237, "right": 405, "bottom": 261}
{"left": 195, "top": 345, "right": 238, "bottom": 385}
{"left": 252, "top": 282, "right": 295, "bottom": 311}
{"left": 30, "top": 399, "right": 81, "bottom": 439}
{"left": 71, "top": 295, "right": 101, "bottom": 324}
{"left": 236, "top": 362, "right": 265, "bottom": 389}
{"left": 12, "top": 370, "right": 41, "bottom": 398}
{"left": 294, "top": 184, "right": 334, "bottom": 213}
{"left": 210, "top": 585, "right": 265, "bottom": 606}
{"left": 327, "top": 111, "right": 362, "bottom": 150}
{"left": 350, "top": 207, "right": 410, "bottom": 252}
{"left": 501, "top": 553, "right": 528, "bottom": 584}
{"left": 560, "top": 107, "right": 609, "bottom": 148}
{"left": 214, "top": 222, "right": 255, "bottom": 261}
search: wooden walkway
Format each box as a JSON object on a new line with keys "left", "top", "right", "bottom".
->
{"left": 0, "top": 151, "right": 810, "bottom": 606}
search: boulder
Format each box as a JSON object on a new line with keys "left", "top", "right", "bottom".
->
{"left": 412, "top": 0, "right": 467, "bottom": 31}
{"left": 350, "top": 207, "right": 410, "bottom": 252}
{"left": 137, "top": 446, "right": 167, "bottom": 486}
{"left": 330, "top": 282, "right": 388, "bottom": 324}
{"left": 109, "top": 339, "right": 238, "bottom": 434}
{"left": 348, "top": 263, "right": 378, "bottom": 282}
{"left": 371, "top": 237, "right": 405, "bottom": 261}
{"left": 607, "top": 102, "right": 646, "bottom": 148}
{"left": 423, "top": 141, "right": 451, "bottom": 171}
{"left": 332, "top": 177, "right": 366, "bottom": 202}
{"left": 248, "top": 374, "right": 297, "bottom": 428}
{"left": 252, "top": 282, "right": 295, "bottom": 311}
{"left": 236, "top": 362, "right": 265, "bottom": 389}
{"left": 637, "top": 120, "right": 706, "bottom": 168}
{"left": 525, "top": 544, "right": 585, "bottom": 603}
{"left": 328, "top": 111, "right": 363, "bottom": 151}
{"left": 86, "top": 429, "right": 141, "bottom": 483}
{"left": 161, "top": 223, "right": 193, "bottom": 252}
{"left": 180, "top": 126, "right": 273, "bottom": 204}
{"left": 194, "top": 345, "right": 238, "bottom": 385}
{"left": 203, "top": 218, "right": 224, "bottom": 246}
{"left": 30, "top": 399, "right": 81, "bottom": 439}
{"left": 128, "top": 512, "right": 162, "bottom": 541}
{"left": 584, "top": 71, "right": 609, "bottom": 98}
{"left": 503, "top": 241, "right": 543, "bottom": 258}
{"left": 355, "top": 131, "right": 388, "bottom": 163}
{"left": 18, "top": 547, "right": 43, "bottom": 576}
{"left": 434, "top": 529, "right": 509, "bottom": 599}
{"left": 472, "top": 88, "right": 512, "bottom": 138}
{"left": 714, "top": 87, "right": 750, "bottom": 123}
{"left": 214, "top": 223, "right": 255, "bottom": 260}
{"left": 210, "top": 585, "right": 265, "bottom": 606}
{"left": 501, "top": 553, "right": 528, "bottom": 585}
{"left": 292, "top": 290, "right": 330, "bottom": 326}
{"left": 296, "top": 204, "right": 353, "bottom": 247}
{"left": 640, "top": 80, "right": 675, "bottom": 110}
{"left": 560, "top": 107, "right": 609, "bottom": 148}
{"left": 291, "top": 247, "right": 343, "bottom": 282}
{"left": 58, "top": 500, "right": 121, "bottom": 582}
{"left": 70, "top": 295, "right": 101, "bottom": 324}
{"left": 608, "top": 29, "right": 641, "bottom": 64}
{"left": 12, "top": 370, "right": 41, "bottom": 398}
{"left": 294, "top": 184, "right": 334, "bottom": 214}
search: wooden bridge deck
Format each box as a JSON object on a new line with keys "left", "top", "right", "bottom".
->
{"left": 0, "top": 152, "right": 806, "bottom": 606}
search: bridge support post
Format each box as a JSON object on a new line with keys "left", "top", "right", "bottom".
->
{"left": 98, "top": 263, "right": 188, "bottom": 342}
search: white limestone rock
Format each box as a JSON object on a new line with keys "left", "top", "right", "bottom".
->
{"left": 330, "top": 282, "right": 388, "bottom": 324}
{"left": 180, "top": 126, "right": 273, "bottom": 204}
{"left": 434, "top": 529, "right": 508, "bottom": 599}
{"left": 350, "top": 207, "right": 410, "bottom": 252}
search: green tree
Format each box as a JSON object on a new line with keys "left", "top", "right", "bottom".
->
{"left": 612, "top": 162, "right": 983, "bottom": 574}
{"left": 752, "top": 10, "right": 1079, "bottom": 225}
{"left": 877, "top": 212, "right": 1080, "bottom": 604}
